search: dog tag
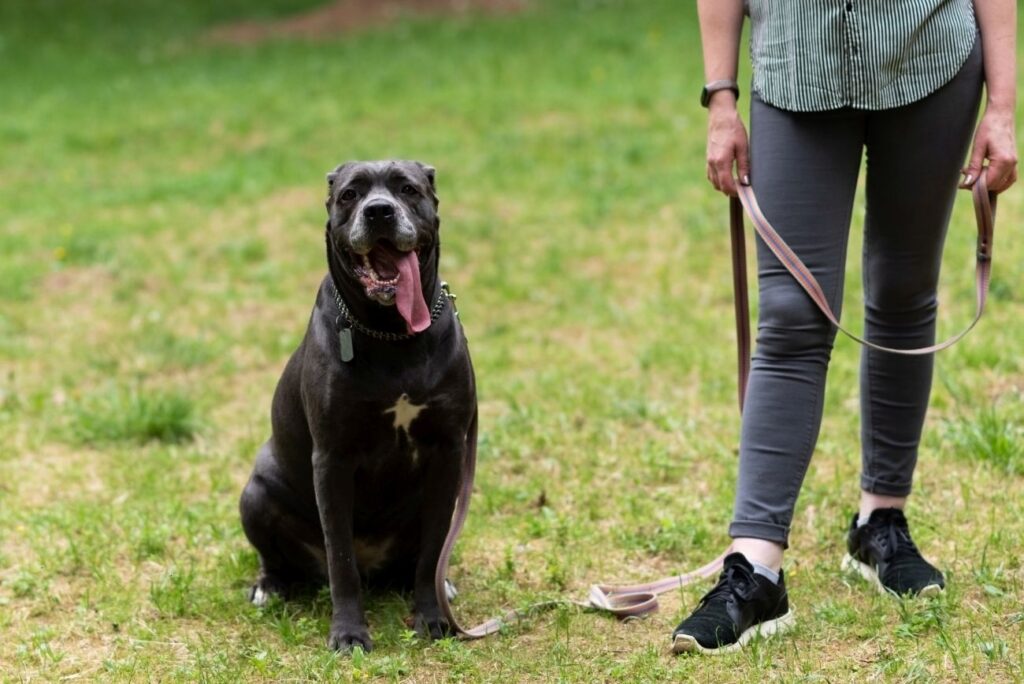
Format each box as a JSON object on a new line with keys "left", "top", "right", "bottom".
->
{"left": 338, "top": 327, "right": 354, "bottom": 362}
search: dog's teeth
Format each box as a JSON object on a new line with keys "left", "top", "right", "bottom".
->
{"left": 357, "top": 253, "right": 399, "bottom": 290}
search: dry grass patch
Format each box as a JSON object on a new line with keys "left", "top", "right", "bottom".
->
{"left": 208, "top": 0, "right": 527, "bottom": 44}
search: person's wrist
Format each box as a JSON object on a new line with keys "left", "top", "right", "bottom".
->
{"left": 984, "top": 99, "right": 1016, "bottom": 117}
{"left": 701, "top": 79, "right": 739, "bottom": 108}
{"left": 984, "top": 86, "right": 1016, "bottom": 115}
{"left": 707, "top": 89, "right": 738, "bottom": 113}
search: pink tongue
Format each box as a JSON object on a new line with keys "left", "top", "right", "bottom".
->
{"left": 395, "top": 251, "right": 430, "bottom": 334}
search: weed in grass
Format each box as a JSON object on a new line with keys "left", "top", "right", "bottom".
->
{"left": 133, "top": 523, "right": 170, "bottom": 561}
{"left": 6, "top": 568, "right": 44, "bottom": 599}
{"left": 813, "top": 598, "right": 859, "bottom": 627}
{"left": 350, "top": 645, "right": 414, "bottom": 680}
{"left": 943, "top": 404, "right": 1024, "bottom": 475}
{"left": 150, "top": 564, "right": 198, "bottom": 617}
{"left": 217, "top": 236, "right": 269, "bottom": 266}
{"left": 15, "top": 627, "right": 64, "bottom": 668}
{"left": 894, "top": 595, "right": 949, "bottom": 640}
{"left": 265, "top": 604, "right": 327, "bottom": 646}
{"left": 67, "top": 385, "right": 199, "bottom": 445}
{"left": 979, "top": 638, "right": 1009, "bottom": 662}
{"left": 52, "top": 225, "right": 114, "bottom": 266}
{"left": 136, "top": 325, "right": 217, "bottom": 370}
{"left": 0, "top": 260, "right": 38, "bottom": 302}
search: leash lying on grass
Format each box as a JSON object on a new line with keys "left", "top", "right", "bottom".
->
{"left": 433, "top": 170, "right": 998, "bottom": 639}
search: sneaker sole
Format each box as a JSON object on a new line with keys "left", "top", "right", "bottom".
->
{"left": 840, "top": 554, "right": 943, "bottom": 598}
{"left": 671, "top": 609, "right": 796, "bottom": 655}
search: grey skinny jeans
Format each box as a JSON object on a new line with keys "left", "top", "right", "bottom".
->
{"left": 729, "top": 41, "right": 983, "bottom": 547}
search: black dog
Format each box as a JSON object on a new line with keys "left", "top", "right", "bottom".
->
{"left": 239, "top": 160, "right": 476, "bottom": 652}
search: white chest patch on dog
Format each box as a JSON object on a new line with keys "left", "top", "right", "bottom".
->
{"left": 385, "top": 393, "right": 426, "bottom": 437}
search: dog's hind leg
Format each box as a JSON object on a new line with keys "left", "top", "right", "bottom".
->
{"left": 240, "top": 445, "right": 326, "bottom": 605}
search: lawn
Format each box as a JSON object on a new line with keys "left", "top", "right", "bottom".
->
{"left": 1, "top": 1, "right": 1022, "bottom": 681}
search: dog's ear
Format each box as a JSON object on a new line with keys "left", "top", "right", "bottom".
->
{"left": 416, "top": 162, "right": 438, "bottom": 208}
{"left": 418, "top": 163, "right": 436, "bottom": 191}
{"left": 325, "top": 162, "right": 349, "bottom": 212}
{"left": 326, "top": 162, "right": 350, "bottom": 187}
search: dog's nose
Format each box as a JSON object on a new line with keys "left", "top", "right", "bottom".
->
{"left": 363, "top": 201, "right": 396, "bottom": 223}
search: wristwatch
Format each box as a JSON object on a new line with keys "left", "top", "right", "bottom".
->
{"left": 700, "top": 79, "right": 740, "bottom": 108}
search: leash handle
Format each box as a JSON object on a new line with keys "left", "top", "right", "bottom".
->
{"left": 732, "top": 170, "right": 996, "bottom": 359}
{"left": 730, "top": 198, "right": 751, "bottom": 412}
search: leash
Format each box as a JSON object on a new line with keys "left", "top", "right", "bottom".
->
{"left": 731, "top": 170, "right": 997, "bottom": 363}
{"left": 434, "top": 404, "right": 728, "bottom": 639}
{"left": 432, "top": 169, "right": 997, "bottom": 639}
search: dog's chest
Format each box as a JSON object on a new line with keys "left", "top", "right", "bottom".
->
{"left": 379, "top": 392, "right": 428, "bottom": 463}
{"left": 345, "top": 389, "right": 439, "bottom": 467}
{"left": 383, "top": 393, "right": 426, "bottom": 437}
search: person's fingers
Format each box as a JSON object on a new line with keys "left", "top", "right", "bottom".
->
{"left": 959, "top": 139, "right": 987, "bottom": 188}
{"left": 707, "top": 150, "right": 733, "bottom": 195}
{"left": 986, "top": 159, "right": 1018, "bottom": 193}
{"left": 735, "top": 138, "right": 751, "bottom": 187}
{"left": 715, "top": 160, "right": 738, "bottom": 196}
{"left": 707, "top": 163, "right": 721, "bottom": 192}
{"left": 1002, "top": 167, "right": 1020, "bottom": 194}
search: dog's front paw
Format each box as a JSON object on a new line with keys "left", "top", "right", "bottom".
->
{"left": 328, "top": 621, "right": 373, "bottom": 653}
{"left": 413, "top": 612, "right": 455, "bottom": 640}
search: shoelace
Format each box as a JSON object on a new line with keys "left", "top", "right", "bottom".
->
{"left": 699, "top": 562, "right": 756, "bottom": 607}
{"left": 872, "top": 517, "right": 920, "bottom": 562}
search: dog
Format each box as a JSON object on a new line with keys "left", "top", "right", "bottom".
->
{"left": 239, "top": 160, "right": 476, "bottom": 652}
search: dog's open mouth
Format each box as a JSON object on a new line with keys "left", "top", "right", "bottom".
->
{"left": 352, "top": 242, "right": 430, "bottom": 334}
{"left": 355, "top": 245, "right": 403, "bottom": 301}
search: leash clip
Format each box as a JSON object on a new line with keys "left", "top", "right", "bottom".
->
{"left": 977, "top": 240, "right": 991, "bottom": 262}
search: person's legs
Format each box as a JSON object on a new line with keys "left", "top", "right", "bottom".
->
{"left": 843, "top": 41, "right": 983, "bottom": 597}
{"left": 729, "top": 96, "right": 865, "bottom": 564}
{"left": 858, "top": 41, "right": 983, "bottom": 510}
{"left": 673, "top": 97, "right": 866, "bottom": 654}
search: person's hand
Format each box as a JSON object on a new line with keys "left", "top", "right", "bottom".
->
{"left": 706, "top": 93, "right": 750, "bottom": 197}
{"left": 961, "top": 106, "right": 1018, "bottom": 194}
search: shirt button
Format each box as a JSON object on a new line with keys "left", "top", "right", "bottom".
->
{"left": 846, "top": 2, "right": 852, "bottom": 9}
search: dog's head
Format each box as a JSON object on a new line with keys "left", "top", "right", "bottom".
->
{"left": 325, "top": 160, "right": 440, "bottom": 332}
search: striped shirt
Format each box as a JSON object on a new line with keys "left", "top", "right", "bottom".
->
{"left": 748, "top": 0, "right": 977, "bottom": 112}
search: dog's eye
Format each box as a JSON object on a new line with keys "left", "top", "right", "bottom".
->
{"left": 339, "top": 189, "right": 358, "bottom": 201}
{"left": 401, "top": 184, "right": 418, "bottom": 195}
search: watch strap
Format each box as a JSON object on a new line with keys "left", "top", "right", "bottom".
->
{"left": 701, "top": 79, "right": 740, "bottom": 107}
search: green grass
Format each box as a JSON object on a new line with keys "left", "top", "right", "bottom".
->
{"left": 1, "top": 1, "right": 1023, "bottom": 681}
{"left": 67, "top": 386, "right": 200, "bottom": 445}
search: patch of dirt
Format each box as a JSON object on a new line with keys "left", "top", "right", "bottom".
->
{"left": 40, "top": 265, "right": 114, "bottom": 295}
{"left": 208, "top": 0, "right": 527, "bottom": 45}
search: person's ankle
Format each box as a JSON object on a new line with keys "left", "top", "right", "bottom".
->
{"left": 731, "top": 537, "right": 784, "bottom": 573}
{"left": 858, "top": 491, "right": 908, "bottom": 525}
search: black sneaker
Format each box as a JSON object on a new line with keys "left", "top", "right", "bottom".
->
{"left": 842, "top": 508, "right": 944, "bottom": 597}
{"left": 671, "top": 552, "right": 795, "bottom": 655}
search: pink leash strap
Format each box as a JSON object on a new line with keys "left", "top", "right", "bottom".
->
{"left": 734, "top": 171, "right": 996, "bottom": 356}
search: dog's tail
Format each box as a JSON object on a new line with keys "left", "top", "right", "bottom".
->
{"left": 433, "top": 406, "right": 728, "bottom": 639}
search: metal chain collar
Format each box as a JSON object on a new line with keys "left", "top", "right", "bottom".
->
{"left": 329, "top": 280, "right": 456, "bottom": 342}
